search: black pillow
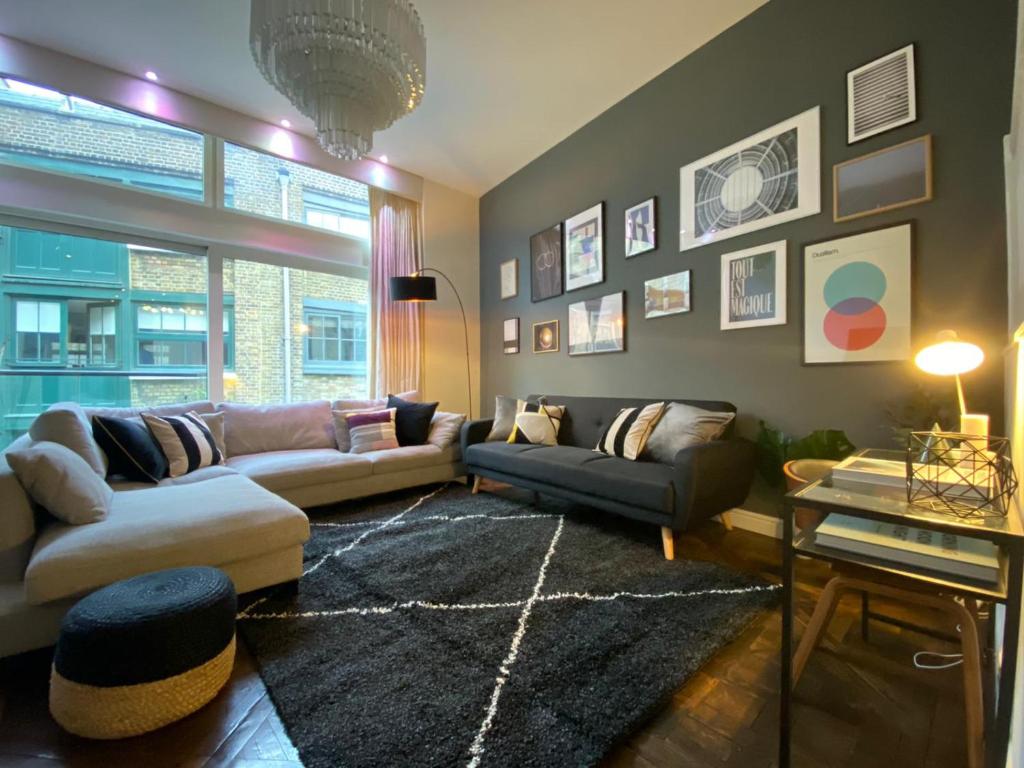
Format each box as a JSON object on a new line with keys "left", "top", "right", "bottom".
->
{"left": 386, "top": 395, "right": 439, "bottom": 447}
{"left": 92, "top": 415, "right": 168, "bottom": 483}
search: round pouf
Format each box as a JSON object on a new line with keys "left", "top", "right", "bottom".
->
{"left": 49, "top": 566, "right": 237, "bottom": 739}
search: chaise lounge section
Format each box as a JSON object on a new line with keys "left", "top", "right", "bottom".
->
{"left": 461, "top": 395, "right": 756, "bottom": 559}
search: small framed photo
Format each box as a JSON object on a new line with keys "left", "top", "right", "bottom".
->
{"left": 500, "top": 259, "right": 518, "bottom": 299}
{"left": 532, "top": 320, "right": 559, "bottom": 354}
{"left": 645, "top": 270, "right": 690, "bottom": 319}
{"left": 503, "top": 318, "right": 519, "bottom": 354}
{"left": 720, "top": 241, "right": 787, "bottom": 330}
{"left": 530, "top": 224, "right": 563, "bottom": 302}
{"left": 625, "top": 197, "right": 656, "bottom": 257}
{"left": 564, "top": 203, "right": 604, "bottom": 291}
{"left": 568, "top": 291, "right": 625, "bottom": 356}
{"left": 833, "top": 135, "right": 932, "bottom": 223}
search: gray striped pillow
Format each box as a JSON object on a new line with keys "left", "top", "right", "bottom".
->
{"left": 142, "top": 411, "right": 223, "bottom": 477}
{"left": 595, "top": 402, "right": 667, "bottom": 461}
{"left": 345, "top": 408, "right": 399, "bottom": 454}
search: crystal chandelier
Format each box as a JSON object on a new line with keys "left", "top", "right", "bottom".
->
{"left": 250, "top": 0, "right": 426, "bottom": 161}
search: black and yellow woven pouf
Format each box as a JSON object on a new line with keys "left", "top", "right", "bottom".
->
{"left": 49, "top": 566, "right": 237, "bottom": 739}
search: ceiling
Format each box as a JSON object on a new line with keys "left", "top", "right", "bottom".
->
{"left": 0, "top": 0, "right": 766, "bottom": 196}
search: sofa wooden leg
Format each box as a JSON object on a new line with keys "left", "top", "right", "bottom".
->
{"left": 720, "top": 511, "right": 734, "bottom": 531}
{"left": 661, "top": 527, "right": 676, "bottom": 561}
{"left": 471, "top": 476, "right": 482, "bottom": 494}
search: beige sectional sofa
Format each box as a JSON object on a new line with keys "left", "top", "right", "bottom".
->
{"left": 0, "top": 396, "right": 466, "bottom": 657}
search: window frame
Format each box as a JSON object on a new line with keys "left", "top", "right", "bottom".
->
{"left": 12, "top": 298, "right": 64, "bottom": 367}
{"left": 302, "top": 299, "right": 368, "bottom": 376}
{"left": 133, "top": 297, "right": 235, "bottom": 372}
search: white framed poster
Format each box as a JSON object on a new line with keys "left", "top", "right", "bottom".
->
{"left": 803, "top": 223, "right": 912, "bottom": 364}
{"left": 503, "top": 318, "right": 519, "bottom": 354}
{"left": 564, "top": 203, "right": 604, "bottom": 291}
{"left": 720, "top": 241, "right": 787, "bottom": 330}
{"left": 679, "top": 107, "right": 820, "bottom": 251}
{"left": 500, "top": 258, "right": 518, "bottom": 299}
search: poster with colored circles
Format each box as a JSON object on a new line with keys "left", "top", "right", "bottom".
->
{"left": 803, "top": 224, "right": 911, "bottom": 364}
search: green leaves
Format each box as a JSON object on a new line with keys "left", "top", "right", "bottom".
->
{"left": 755, "top": 420, "right": 856, "bottom": 486}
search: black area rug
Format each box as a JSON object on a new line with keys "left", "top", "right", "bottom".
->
{"left": 238, "top": 484, "right": 779, "bottom": 768}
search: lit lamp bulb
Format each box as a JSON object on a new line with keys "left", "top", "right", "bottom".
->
{"left": 914, "top": 329, "right": 987, "bottom": 444}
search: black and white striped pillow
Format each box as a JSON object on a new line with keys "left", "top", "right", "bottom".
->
{"left": 142, "top": 411, "right": 223, "bottom": 477}
{"left": 595, "top": 402, "right": 667, "bottom": 461}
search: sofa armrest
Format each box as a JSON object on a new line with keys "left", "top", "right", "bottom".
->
{"left": 460, "top": 418, "right": 494, "bottom": 459}
{"left": 671, "top": 438, "right": 756, "bottom": 530}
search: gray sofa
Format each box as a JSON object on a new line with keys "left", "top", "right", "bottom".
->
{"left": 461, "top": 395, "right": 756, "bottom": 559}
{"left": 0, "top": 397, "right": 466, "bottom": 658}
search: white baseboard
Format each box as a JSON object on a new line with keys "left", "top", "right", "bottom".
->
{"left": 716, "top": 508, "right": 781, "bottom": 539}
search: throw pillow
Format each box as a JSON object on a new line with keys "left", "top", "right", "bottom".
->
{"left": 332, "top": 407, "right": 380, "bottom": 452}
{"left": 387, "top": 394, "right": 439, "bottom": 446}
{"left": 486, "top": 395, "right": 519, "bottom": 442}
{"left": 92, "top": 415, "right": 168, "bottom": 483}
{"left": 345, "top": 409, "right": 399, "bottom": 453}
{"left": 427, "top": 411, "right": 467, "bottom": 449}
{"left": 199, "top": 412, "right": 227, "bottom": 457}
{"left": 507, "top": 403, "right": 565, "bottom": 446}
{"left": 142, "top": 411, "right": 223, "bottom": 478}
{"left": 595, "top": 402, "right": 667, "bottom": 461}
{"left": 29, "top": 402, "right": 107, "bottom": 478}
{"left": 6, "top": 441, "right": 112, "bottom": 525}
{"left": 642, "top": 402, "right": 736, "bottom": 464}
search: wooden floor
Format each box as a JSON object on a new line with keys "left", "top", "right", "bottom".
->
{"left": 0, "top": 484, "right": 977, "bottom": 767}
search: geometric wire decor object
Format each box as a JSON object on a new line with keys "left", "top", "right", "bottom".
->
{"left": 250, "top": 0, "right": 426, "bottom": 160}
{"left": 847, "top": 44, "right": 916, "bottom": 144}
{"left": 906, "top": 432, "right": 1018, "bottom": 520}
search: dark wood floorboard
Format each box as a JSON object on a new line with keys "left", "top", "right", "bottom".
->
{"left": 0, "top": 482, "right": 979, "bottom": 767}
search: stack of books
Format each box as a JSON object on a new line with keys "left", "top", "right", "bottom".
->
{"left": 814, "top": 513, "right": 1001, "bottom": 583}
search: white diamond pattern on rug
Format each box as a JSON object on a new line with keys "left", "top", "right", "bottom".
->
{"left": 238, "top": 484, "right": 779, "bottom": 768}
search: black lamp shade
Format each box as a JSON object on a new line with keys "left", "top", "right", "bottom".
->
{"left": 390, "top": 275, "right": 437, "bottom": 302}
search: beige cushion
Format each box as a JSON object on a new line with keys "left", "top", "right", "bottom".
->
{"left": 642, "top": 403, "right": 736, "bottom": 464}
{"left": 332, "top": 407, "right": 379, "bottom": 452}
{"left": 0, "top": 436, "right": 38, "bottom": 581}
{"left": 29, "top": 403, "right": 106, "bottom": 477}
{"left": 227, "top": 449, "right": 371, "bottom": 493}
{"left": 362, "top": 444, "right": 460, "bottom": 475}
{"left": 6, "top": 442, "right": 113, "bottom": 526}
{"left": 200, "top": 412, "right": 227, "bottom": 457}
{"left": 24, "top": 474, "right": 309, "bottom": 605}
{"left": 427, "top": 411, "right": 466, "bottom": 449}
{"left": 218, "top": 400, "right": 335, "bottom": 457}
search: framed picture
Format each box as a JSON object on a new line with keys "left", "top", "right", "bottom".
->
{"left": 679, "top": 107, "right": 820, "bottom": 251}
{"left": 564, "top": 203, "right": 604, "bottom": 291}
{"left": 625, "top": 197, "right": 656, "bottom": 257}
{"left": 720, "top": 241, "right": 787, "bottom": 330}
{"left": 644, "top": 270, "right": 691, "bottom": 319}
{"left": 503, "top": 318, "right": 519, "bottom": 354}
{"left": 833, "top": 135, "right": 932, "bottom": 223}
{"left": 500, "top": 259, "right": 518, "bottom": 299}
{"left": 847, "top": 44, "right": 916, "bottom": 144}
{"left": 568, "top": 291, "right": 625, "bottom": 356}
{"left": 803, "top": 223, "right": 912, "bottom": 365}
{"left": 532, "top": 320, "right": 559, "bottom": 354}
{"left": 530, "top": 224, "right": 563, "bottom": 302}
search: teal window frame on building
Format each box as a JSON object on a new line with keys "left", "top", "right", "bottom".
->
{"left": 133, "top": 296, "right": 235, "bottom": 372}
{"left": 302, "top": 299, "right": 367, "bottom": 375}
{"left": 302, "top": 188, "right": 370, "bottom": 239}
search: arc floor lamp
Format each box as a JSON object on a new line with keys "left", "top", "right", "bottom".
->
{"left": 390, "top": 269, "right": 473, "bottom": 418}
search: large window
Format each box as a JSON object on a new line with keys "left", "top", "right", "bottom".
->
{"left": 1, "top": 225, "right": 209, "bottom": 449}
{"left": 0, "top": 78, "right": 205, "bottom": 202}
{"left": 222, "top": 257, "right": 369, "bottom": 405}
{"left": 223, "top": 142, "right": 370, "bottom": 238}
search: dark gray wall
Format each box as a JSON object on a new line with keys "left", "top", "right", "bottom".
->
{"left": 478, "top": 0, "right": 1017, "bottom": 447}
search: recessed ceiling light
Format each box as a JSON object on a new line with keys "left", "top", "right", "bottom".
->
{"left": 144, "top": 71, "right": 159, "bottom": 82}
{"left": 280, "top": 119, "right": 291, "bottom": 128}
{"left": 379, "top": 155, "right": 389, "bottom": 164}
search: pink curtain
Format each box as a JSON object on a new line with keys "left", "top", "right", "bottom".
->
{"left": 370, "top": 188, "right": 423, "bottom": 398}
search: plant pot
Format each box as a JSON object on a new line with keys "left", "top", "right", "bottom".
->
{"left": 783, "top": 459, "right": 838, "bottom": 530}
